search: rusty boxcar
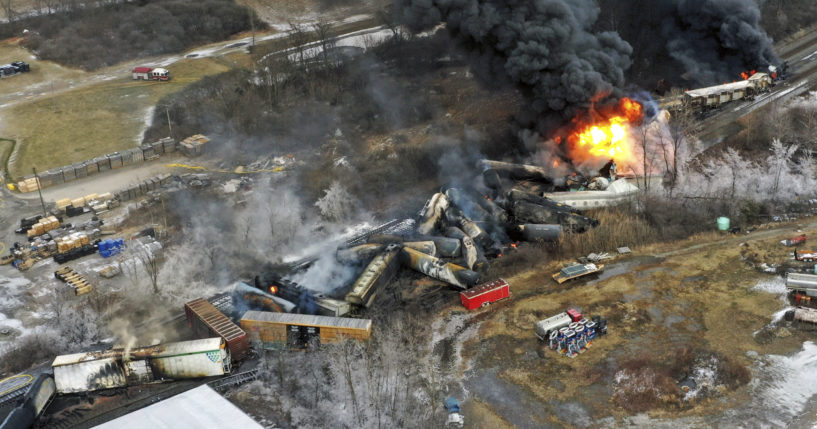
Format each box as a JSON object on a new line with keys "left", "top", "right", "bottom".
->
{"left": 240, "top": 311, "right": 372, "bottom": 350}
{"left": 185, "top": 298, "right": 250, "bottom": 361}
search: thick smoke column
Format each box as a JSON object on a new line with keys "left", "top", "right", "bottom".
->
{"left": 659, "top": 0, "right": 779, "bottom": 85}
{"left": 604, "top": 0, "right": 779, "bottom": 87}
{"left": 396, "top": 0, "right": 633, "bottom": 128}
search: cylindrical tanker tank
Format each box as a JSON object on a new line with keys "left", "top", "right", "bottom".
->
{"left": 507, "top": 188, "right": 582, "bottom": 214}
{"left": 233, "top": 281, "right": 291, "bottom": 313}
{"left": 478, "top": 159, "right": 553, "bottom": 183}
{"left": 336, "top": 243, "right": 384, "bottom": 265}
{"left": 476, "top": 194, "right": 509, "bottom": 224}
{"left": 398, "top": 247, "right": 479, "bottom": 289}
{"left": 511, "top": 200, "right": 560, "bottom": 224}
{"left": 415, "top": 235, "right": 462, "bottom": 257}
{"left": 416, "top": 193, "right": 449, "bottom": 235}
{"left": 365, "top": 234, "right": 407, "bottom": 244}
{"left": 517, "top": 224, "right": 563, "bottom": 241}
{"left": 786, "top": 273, "right": 817, "bottom": 296}
{"left": 444, "top": 187, "right": 491, "bottom": 222}
{"left": 511, "top": 200, "right": 598, "bottom": 232}
{"left": 403, "top": 241, "right": 437, "bottom": 256}
{"left": 444, "top": 206, "right": 492, "bottom": 248}
{"left": 345, "top": 244, "right": 401, "bottom": 307}
{"left": 444, "top": 226, "right": 467, "bottom": 240}
{"left": 462, "top": 236, "right": 479, "bottom": 270}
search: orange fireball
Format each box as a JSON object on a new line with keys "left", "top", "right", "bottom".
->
{"left": 567, "top": 97, "right": 644, "bottom": 166}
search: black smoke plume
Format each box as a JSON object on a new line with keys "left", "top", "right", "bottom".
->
{"left": 599, "top": 0, "right": 779, "bottom": 88}
{"left": 395, "top": 0, "right": 633, "bottom": 131}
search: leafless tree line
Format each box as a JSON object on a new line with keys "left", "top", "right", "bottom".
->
{"left": 246, "top": 313, "right": 450, "bottom": 428}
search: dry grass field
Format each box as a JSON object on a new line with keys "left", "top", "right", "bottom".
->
{"left": 2, "top": 55, "right": 230, "bottom": 179}
{"left": 454, "top": 216, "right": 815, "bottom": 425}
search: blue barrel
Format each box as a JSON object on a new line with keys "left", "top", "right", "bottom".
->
{"left": 717, "top": 217, "right": 730, "bottom": 231}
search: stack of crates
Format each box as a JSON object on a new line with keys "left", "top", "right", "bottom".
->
{"left": 54, "top": 266, "right": 93, "bottom": 295}
{"left": 98, "top": 238, "right": 124, "bottom": 258}
{"left": 27, "top": 216, "right": 60, "bottom": 238}
{"left": 56, "top": 198, "right": 72, "bottom": 211}
{"left": 16, "top": 177, "right": 40, "bottom": 193}
{"left": 56, "top": 232, "right": 90, "bottom": 253}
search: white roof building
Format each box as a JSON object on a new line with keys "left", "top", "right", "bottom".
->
{"left": 92, "top": 385, "right": 262, "bottom": 429}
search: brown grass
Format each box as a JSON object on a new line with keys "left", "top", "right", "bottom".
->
{"left": 4, "top": 57, "right": 229, "bottom": 179}
{"left": 559, "top": 209, "right": 657, "bottom": 257}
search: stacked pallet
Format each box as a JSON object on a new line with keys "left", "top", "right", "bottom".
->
{"left": 16, "top": 177, "right": 40, "bottom": 193}
{"left": 26, "top": 216, "right": 60, "bottom": 238}
{"left": 56, "top": 232, "right": 90, "bottom": 253}
{"left": 180, "top": 134, "right": 209, "bottom": 157}
{"left": 54, "top": 266, "right": 93, "bottom": 295}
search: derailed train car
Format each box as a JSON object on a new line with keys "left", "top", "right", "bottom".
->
{"left": 683, "top": 73, "right": 772, "bottom": 110}
{"left": 0, "top": 374, "right": 55, "bottom": 429}
{"left": 240, "top": 311, "right": 371, "bottom": 350}
{"left": 344, "top": 244, "right": 401, "bottom": 307}
{"left": 51, "top": 338, "right": 230, "bottom": 394}
{"left": 185, "top": 298, "right": 250, "bottom": 362}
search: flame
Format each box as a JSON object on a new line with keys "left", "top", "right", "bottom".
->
{"left": 740, "top": 70, "right": 757, "bottom": 80}
{"left": 269, "top": 285, "right": 278, "bottom": 294}
{"left": 510, "top": 242, "right": 518, "bottom": 249}
{"left": 567, "top": 97, "right": 643, "bottom": 165}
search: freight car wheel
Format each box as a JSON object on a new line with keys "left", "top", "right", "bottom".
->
{"left": 481, "top": 302, "right": 491, "bottom": 308}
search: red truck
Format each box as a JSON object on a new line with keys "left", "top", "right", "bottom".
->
{"left": 184, "top": 298, "right": 249, "bottom": 361}
{"left": 460, "top": 279, "right": 510, "bottom": 310}
{"left": 782, "top": 234, "right": 807, "bottom": 247}
{"left": 132, "top": 66, "right": 171, "bottom": 81}
{"left": 795, "top": 248, "right": 817, "bottom": 262}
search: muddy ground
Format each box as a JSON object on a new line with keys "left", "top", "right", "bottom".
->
{"left": 427, "top": 220, "right": 817, "bottom": 427}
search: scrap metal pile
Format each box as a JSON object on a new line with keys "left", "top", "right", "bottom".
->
{"left": 258, "top": 159, "right": 600, "bottom": 311}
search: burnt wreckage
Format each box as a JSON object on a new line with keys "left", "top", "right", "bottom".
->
{"left": 253, "top": 160, "right": 602, "bottom": 311}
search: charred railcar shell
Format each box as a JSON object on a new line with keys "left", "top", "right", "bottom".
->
{"left": 345, "top": 244, "right": 401, "bottom": 307}
{"left": 417, "top": 193, "right": 450, "bottom": 236}
{"left": 52, "top": 338, "right": 230, "bottom": 394}
{"left": 399, "top": 247, "right": 479, "bottom": 289}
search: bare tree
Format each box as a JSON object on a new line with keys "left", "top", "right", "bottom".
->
{"left": 315, "top": 181, "right": 354, "bottom": 222}
{"left": 2, "top": 0, "right": 15, "bottom": 22}
{"left": 664, "top": 101, "right": 697, "bottom": 195}
{"left": 313, "top": 19, "right": 337, "bottom": 70}
{"left": 135, "top": 243, "right": 161, "bottom": 294}
{"left": 288, "top": 22, "right": 310, "bottom": 68}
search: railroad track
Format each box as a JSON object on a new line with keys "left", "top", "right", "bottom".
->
{"left": 207, "top": 369, "right": 259, "bottom": 392}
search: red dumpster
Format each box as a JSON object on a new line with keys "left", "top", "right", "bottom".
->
{"left": 460, "top": 279, "right": 510, "bottom": 310}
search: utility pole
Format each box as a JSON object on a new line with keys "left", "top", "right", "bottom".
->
{"left": 32, "top": 167, "right": 47, "bottom": 217}
{"left": 165, "top": 106, "right": 172, "bottom": 138}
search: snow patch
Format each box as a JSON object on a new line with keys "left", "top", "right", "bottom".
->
{"left": 753, "top": 341, "right": 817, "bottom": 421}
{"left": 752, "top": 276, "right": 787, "bottom": 296}
{"left": 682, "top": 356, "right": 718, "bottom": 400}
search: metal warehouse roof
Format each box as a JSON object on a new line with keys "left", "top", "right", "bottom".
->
{"left": 92, "top": 385, "right": 262, "bottom": 429}
{"left": 686, "top": 80, "right": 751, "bottom": 98}
{"left": 241, "top": 310, "right": 372, "bottom": 331}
